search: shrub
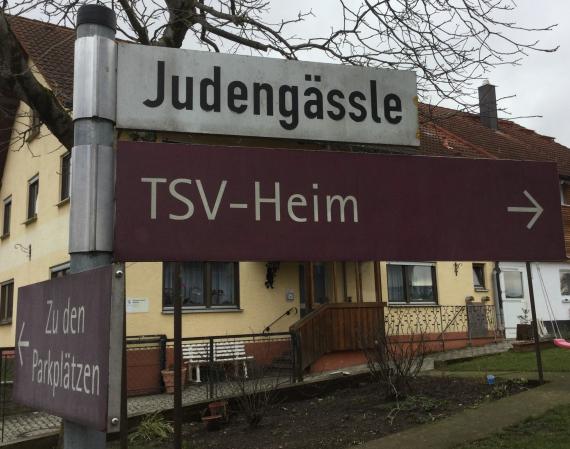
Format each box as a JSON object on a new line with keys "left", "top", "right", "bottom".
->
{"left": 362, "top": 318, "right": 427, "bottom": 400}
{"left": 226, "top": 341, "right": 285, "bottom": 428}
{"left": 129, "top": 411, "right": 174, "bottom": 444}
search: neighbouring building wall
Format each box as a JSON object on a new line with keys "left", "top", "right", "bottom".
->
{"left": 532, "top": 262, "right": 570, "bottom": 334}
{"left": 0, "top": 101, "right": 71, "bottom": 345}
{"left": 125, "top": 261, "right": 302, "bottom": 337}
{"left": 498, "top": 261, "right": 570, "bottom": 338}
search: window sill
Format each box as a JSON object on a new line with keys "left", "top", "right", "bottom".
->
{"left": 0, "top": 233, "right": 9, "bottom": 241}
{"left": 162, "top": 308, "right": 243, "bottom": 314}
{"left": 56, "top": 197, "right": 70, "bottom": 208}
{"left": 474, "top": 288, "right": 489, "bottom": 293}
{"left": 0, "top": 319, "right": 12, "bottom": 326}
{"left": 22, "top": 215, "right": 37, "bottom": 226}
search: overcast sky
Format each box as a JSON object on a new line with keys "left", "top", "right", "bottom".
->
{"left": 486, "top": 1, "right": 570, "bottom": 147}
{"left": 264, "top": 0, "right": 570, "bottom": 147}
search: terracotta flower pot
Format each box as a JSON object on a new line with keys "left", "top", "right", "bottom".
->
{"left": 161, "top": 367, "right": 188, "bottom": 394}
{"left": 208, "top": 401, "right": 228, "bottom": 421}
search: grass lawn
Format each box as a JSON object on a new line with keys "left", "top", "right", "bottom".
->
{"left": 457, "top": 404, "right": 570, "bottom": 449}
{"left": 444, "top": 348, "right": 570, "bottom": 372}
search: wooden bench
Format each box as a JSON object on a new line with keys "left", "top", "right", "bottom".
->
{"left": 183, "top": 341, "right": 253, "bottom": 382}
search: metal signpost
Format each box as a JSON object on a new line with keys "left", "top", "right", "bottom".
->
{"left": 69, "top": 4, "right": 120, "bottom": 449}
{"left": 13, "top": 265, "right": 124, "bottom": 431}
{"left": 115, "top": 142, "right": 565, "bottom": 262}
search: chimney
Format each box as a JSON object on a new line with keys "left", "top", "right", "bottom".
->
{"left": 478, "top": 81, "right": 498, "bottom": 130}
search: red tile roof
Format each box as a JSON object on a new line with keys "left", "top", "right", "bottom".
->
{"left": 4, "top": 15, "right": 570, "bottom": 178}
{"left": 417, "top": 104, "right": 570, "bottom": 177}
{"left": 8, "top": 15, "right": 75, "bottom": 108}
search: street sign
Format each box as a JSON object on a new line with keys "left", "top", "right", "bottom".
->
{"left": 116, "top": 43, "right": 419, "bottom": 146}
{"left": 114, "top": 142, "right": 566, "bottom": 262}
{"left": 13, "top": 265, "right": 124, "bottom": 431}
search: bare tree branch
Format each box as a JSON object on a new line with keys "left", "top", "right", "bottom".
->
{"left": 157, "top": 0, "right": 198, "bottom": 48}
{"left": 0, "top": 10, "right": 73, "bottom": 150}
{"left": 117, "top": 0, "right": 150, "bottom": 45}
{"left": 0, "top": 0, "right": 559, "bottom": 150}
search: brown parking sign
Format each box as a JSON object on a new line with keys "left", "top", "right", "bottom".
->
{"left": 13, "top": 265, "right": 123, "bottom": 431}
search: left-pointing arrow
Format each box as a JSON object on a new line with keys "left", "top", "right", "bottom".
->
{"left": 18, "top": 322, "right": 29, "bottom": 367}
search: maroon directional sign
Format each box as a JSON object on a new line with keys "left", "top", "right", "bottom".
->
{"left": 13, "top": 266, "right": 114, "bottom": 431}
{"left": 115, "top": 141, "right": 566, "bottom": 262}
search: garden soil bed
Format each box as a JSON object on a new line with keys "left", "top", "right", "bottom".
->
{"left": 123, "top": 375, "right": 531, "bottom": 449}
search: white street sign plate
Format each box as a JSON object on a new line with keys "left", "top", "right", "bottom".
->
{"left": 117, "top": 43, "right": 419, "bottom": 146}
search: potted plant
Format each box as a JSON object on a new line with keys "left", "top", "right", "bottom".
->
{"left": 161, "top": 363, "right": 188, "bottom": 394}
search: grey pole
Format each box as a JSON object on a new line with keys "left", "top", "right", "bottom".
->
{"left": 67, "top": 4, "right": 117, "bottom": 448}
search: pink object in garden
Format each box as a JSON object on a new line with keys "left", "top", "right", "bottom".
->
{"left": 553, "top": 339, "right": 570, "bottom": 349}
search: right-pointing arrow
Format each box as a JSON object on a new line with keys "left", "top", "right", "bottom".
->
{"left": 18, "top": 322, "right": 29, "bottom": 367}
{"left": 507, "top": 190, "right": 544, "bottom": 230}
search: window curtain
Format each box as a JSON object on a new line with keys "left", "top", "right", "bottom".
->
{"left": 181, "top": 262, "right": 204, "bottom": 306}
{"left": 388, "top": 265, "right": 405, "bottom": 302}
{"left": 408, "top": 265, "right": 434, "bottom": 302}
{"left": 211, "top": 262, "right": 235, "bottom": 306}
{"left": 164, "top": 262, "right": 204, "bottom": 306}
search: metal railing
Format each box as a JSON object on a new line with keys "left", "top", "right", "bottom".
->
{"left": 0, "top": 346, "right": 34, "bottom": 443}
{"left": 384, "top": 304, "right": 498, "bottom": 350}
{"left": 263, "top": 307, "right": 298, "bottom": 333}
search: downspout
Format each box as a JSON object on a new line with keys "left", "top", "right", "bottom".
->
{"left": 494, "top": 261, "right": 505, "bottom": 336}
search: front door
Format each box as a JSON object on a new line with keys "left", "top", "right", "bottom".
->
{"left": 298, "top": 263, "right": 329, "bottom": 317}
{"left": 499, "top": 263, "right": 530, "bottom": 339}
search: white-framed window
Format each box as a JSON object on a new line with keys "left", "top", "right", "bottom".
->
{"left": 27, "top": 174, "right": 39, "bottom": 220}
{"left": 50, "top": 262, "right": 70, "bottom": 279}
{"left": 163, "top": 262, "right": 239, "bottom": 310}
{"left": 26, "top": 109, "right": 41, "bottom": 142}
{"left": 387, "top": 262, "right": 438, "bottom": 304}
{"left": 560, "top": 270, "right": 570, "bottom": 296}
{"left": 60, "top": 153, "right": 71, "bottom": 202}
{"left": 561, "top": 181, "right": 570, "bottom": 206}
{"left": 473, "top": 263, "right": 486, "bottom": 291}
{"left": 0, "top": 280, "right": 14, "bottom": 325}
{"left": 2, "top": 196, "right": 11, "bottom": 237}
{"left": 504, "top": 270, "right": 524, "bottom": 298}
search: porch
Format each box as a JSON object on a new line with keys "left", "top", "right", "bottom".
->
{"left": 290, "top": 302, "right": 500, "bottom": 377}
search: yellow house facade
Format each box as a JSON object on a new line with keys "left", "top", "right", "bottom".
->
{"left": 0, "top": 103, "right": 496, "bottom": 344}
